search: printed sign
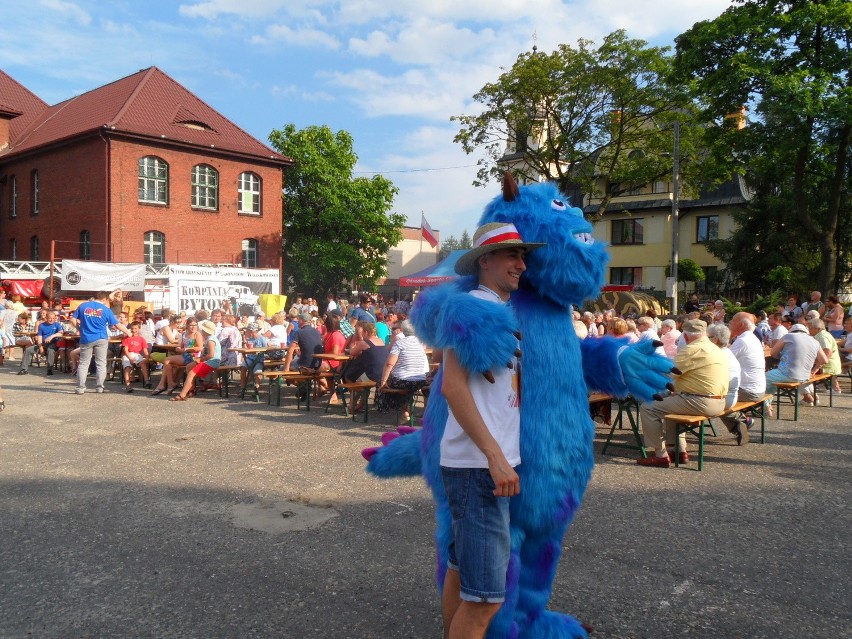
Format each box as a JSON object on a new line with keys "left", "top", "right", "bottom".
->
{"left": 61, "top": 260, "right": 146, "bottom": 292}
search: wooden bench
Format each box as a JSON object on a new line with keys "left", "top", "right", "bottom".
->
{"left": 774, "top": 373, "right": 835, "bottom": 421}
{"left": 665, "top": 394, "right": 773, "bottom": 471}
{"left": 330, "top": 381, "right": 377, "bottom": 423}
{"left": 378, "top": 385, "right": 429, "bottom": 426}
{"left": 213, "top": 364, "right": 243, "bottom": 398}
{"left": 262, "top": 370, "right": 332, "bottom": 410}
{"left": 600, "top": 395, "right": 645, "bottom": 458}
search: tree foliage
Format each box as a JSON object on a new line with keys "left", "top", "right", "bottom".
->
{"left": 675, "top": 0, "right": 852, "bottom": 292}
{"left": 438, "top": 230, "right": 473, "bottom": 260}
{"left": 451, "top": 30, "right": 707, "bottom": 214}
{"left": 269, "top": 124, "right": 404, "bottom": 296}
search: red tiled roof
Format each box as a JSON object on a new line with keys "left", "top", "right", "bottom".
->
{"left": 0, "top": 69, "right": 49, "bottom": 140}
{"left": 2, "top": 67, "right": 289, "bottom": 164}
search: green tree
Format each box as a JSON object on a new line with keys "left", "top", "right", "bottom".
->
{"left": 268, "top": 124, "right": 405, "bottom": 295}
{"left": 438, "top": 230, "right": 472, "bottom": 260}
{"left": 451, "top": 30, "right": 706, "bottom": 214}
{"left": 666, "top": 258, "right": 705, "bottom": 291}
{"left": 438, "top": 235, "right": 460, "bottom": 260}
{"left": 675, "top": 0, "right": 852, "bottom": 292}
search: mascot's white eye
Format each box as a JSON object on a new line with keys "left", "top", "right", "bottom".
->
{"left": 551, "top": 199, "right": 567, "bottom": 212}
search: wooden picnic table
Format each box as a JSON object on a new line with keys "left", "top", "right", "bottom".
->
{"left": 230, "top": 346, "right": 273, "bottom": 354}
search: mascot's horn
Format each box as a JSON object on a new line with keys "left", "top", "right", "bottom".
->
{"left": 503, "top": 171, "right": 519, "bottom": 202}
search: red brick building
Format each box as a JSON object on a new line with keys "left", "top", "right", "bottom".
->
{"left": 0, "top": 67, "right": 291, "bottom": 269}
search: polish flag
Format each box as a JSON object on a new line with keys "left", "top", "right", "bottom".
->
{"left": 421, "top": 214, "right": 438, "bottom": 248}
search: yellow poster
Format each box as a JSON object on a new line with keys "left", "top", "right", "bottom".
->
{"left": 258, "top": 294, "right": 287, "bottom": 317}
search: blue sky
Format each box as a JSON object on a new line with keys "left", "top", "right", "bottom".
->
{"left": 1, "top": 0, "right": 732, "bottom": 242}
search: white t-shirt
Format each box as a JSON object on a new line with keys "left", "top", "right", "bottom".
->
{"left": 729, "top": 331, "right": 767, "bottom": 395}
{"left": 326, "top": 300, "right": 338, "bottom": 313}
{"left": 440, "top": 288, "right": 521, "bottom": 469}
{"left": 267, "top": 323, "right": 288, "bottom": 348}
{"left": 768, "top": 325, "right": 788, "bottom": 346}
{"left": 722, "top": 347, "right": 741, "bottom": 410}
{"left": 389, "top": 335, "right": 429, "bottom": 380}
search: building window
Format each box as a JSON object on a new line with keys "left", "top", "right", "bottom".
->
{"left": 143, "top": 231, "right": 165, "bottom": 265}
{"left": 696, "top": 215, "right": 719, "bottom": 243}
{"left": 242, "top": 238, "right": 258, "bottom": 268}
{"left": 80, "top": 230, "right": 91, "bottom": 260}
{"left": 10, "top": 175, "right": 17, "bottom": 218}
{"left": 31, "top": 170, "right": 40, "bottom": 216}
{"left": 697, "top": 266, "right": 719, "bottom": 292}
{"left": 138, "top": 156, "right": 169, "bottom": 204}
{"left": 30, "top": 236, "right": 40, "bottom": 261}
{"left": 10, "top": 238, "right": 16, "bottom": 260}
{"left": 238, "top": 172, "right": 261, "bottom": 214}
{"left": 652, "top": 180, "right": 670, "bottom": 194}
{"left": 611, "top": 218, "right": 644, "bottom": 245}
{"left": 610, "top": 267, "right": 642, "bottom": 286}
{"left": 191, "top": 164, "right": 219, "bottom": 210}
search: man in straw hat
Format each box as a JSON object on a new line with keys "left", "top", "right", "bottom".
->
{"left": 439, "top": 222, "right": 544, "bottom": 637}
{"left": 637, "top": 318, "right": 729, "bottom": 467}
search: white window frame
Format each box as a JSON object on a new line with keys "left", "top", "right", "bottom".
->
{"left": 238, "top": 172, "right": 261, "bottom": 215}
{"left": 31, "top": 170, "right": 39, "bottom": 216}
{"left": 10, "top": 175, "right": 17, "bottom": 218}
{"left": 191, "top": 164, "right": 219, "bottom": 210}
{"left": 242, "top": 238, "right": 258, "bottom": 268}
{"left": 143, "top": 231, "right": 165, "bottom": 265}
{"left": 138, "top": 157, "right": 169, "bottom": 204}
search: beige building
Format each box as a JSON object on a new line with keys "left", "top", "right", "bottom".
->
{"left": 586, "top": 175, "right": 750, "bottom": 294}
{"left": 383, "top": 226, "right": 440, "bottom": 281}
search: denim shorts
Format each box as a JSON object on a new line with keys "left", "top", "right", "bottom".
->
{"left": 440, "top": 466, "right": 511, "bottom": 603}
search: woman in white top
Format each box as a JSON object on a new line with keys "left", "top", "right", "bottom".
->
{"left": 265, "top": 312, "right": 289, "bottom": 359}
{"left": 376, "top": 319, "right": 430, "bottom": 422}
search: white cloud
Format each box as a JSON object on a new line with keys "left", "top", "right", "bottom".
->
{"left": 251, "top": 24, "right": 341, "bottom": 49}
{"left": 357, "top": 125, "right": 496, "bottom": 239}
{"left": 39, "top": 0, "right": 91, "bottom": 26}
{"left": 178, "top": 0, "right": 289, "bottom": 20}
{"left": 270, "top": 84, "right": 334, "bottom": 102}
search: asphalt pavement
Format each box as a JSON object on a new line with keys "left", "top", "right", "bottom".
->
{"left": 1, "top": 366, "right": 850, "bottom": 638}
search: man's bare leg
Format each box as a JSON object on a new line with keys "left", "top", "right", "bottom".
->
{"left": 442, "top": 569, "right": 462, "bottom": 639}
{"left": 442, "top": 569, "right": 500, "bottom": 639}
{"left": 448, "top": 601, "right": 500, "bottom": 639}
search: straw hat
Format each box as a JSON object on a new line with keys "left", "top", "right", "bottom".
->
{"left": 198, "top": 320, "right": 217, "bottom": 335}
{"left": 454, "top": 222, "right": 545, "bottom": 276}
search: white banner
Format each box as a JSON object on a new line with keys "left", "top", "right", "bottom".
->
{"left": 61, "top": 260, "right": 147, "bottom": 292}
{"left": 166, "top": 265, "right": 279, "bottom": 313}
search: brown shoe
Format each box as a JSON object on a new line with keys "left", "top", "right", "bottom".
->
{"left": 636, "top": 455, "right": 670, "bottom": 468}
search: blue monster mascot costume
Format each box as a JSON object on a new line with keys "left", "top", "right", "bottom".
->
{"left": 365, "top": 173, "right": 673, "bottom": 638}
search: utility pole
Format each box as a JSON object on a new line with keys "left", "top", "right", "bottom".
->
{"left": 670, "top": 121, "right": 680, "bottom": 314}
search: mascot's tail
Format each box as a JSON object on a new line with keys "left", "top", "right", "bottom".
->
{"left": 363, "top": 427, "right": 423, "bottom": 478}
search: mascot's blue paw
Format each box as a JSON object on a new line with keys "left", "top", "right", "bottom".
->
{"left": 616, "top": 339, "right": 675, "bottom": 403}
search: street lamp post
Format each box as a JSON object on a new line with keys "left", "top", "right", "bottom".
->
{"left": 670, "top": 121, "right": 680, "bottom": 314}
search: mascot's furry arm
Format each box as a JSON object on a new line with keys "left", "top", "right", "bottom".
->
{"left": 364, "top": 280, "right": 518, "bottom": 477}
{"left": 411, "top": 278, "right": 519, "bottom": 373}
{"left": 581, "top": 337, "right": 676, "bottom": 403}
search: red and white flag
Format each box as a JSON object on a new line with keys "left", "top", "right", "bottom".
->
{"left": 421, "top": 214, "right": 438, "bottom": 248}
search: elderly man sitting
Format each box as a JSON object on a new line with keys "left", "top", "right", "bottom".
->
{"left": 720, "top": 312, "right": 767, "bottom": 445}
{"left": 637, "top": 319, "right": 729, "bottom": 468}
